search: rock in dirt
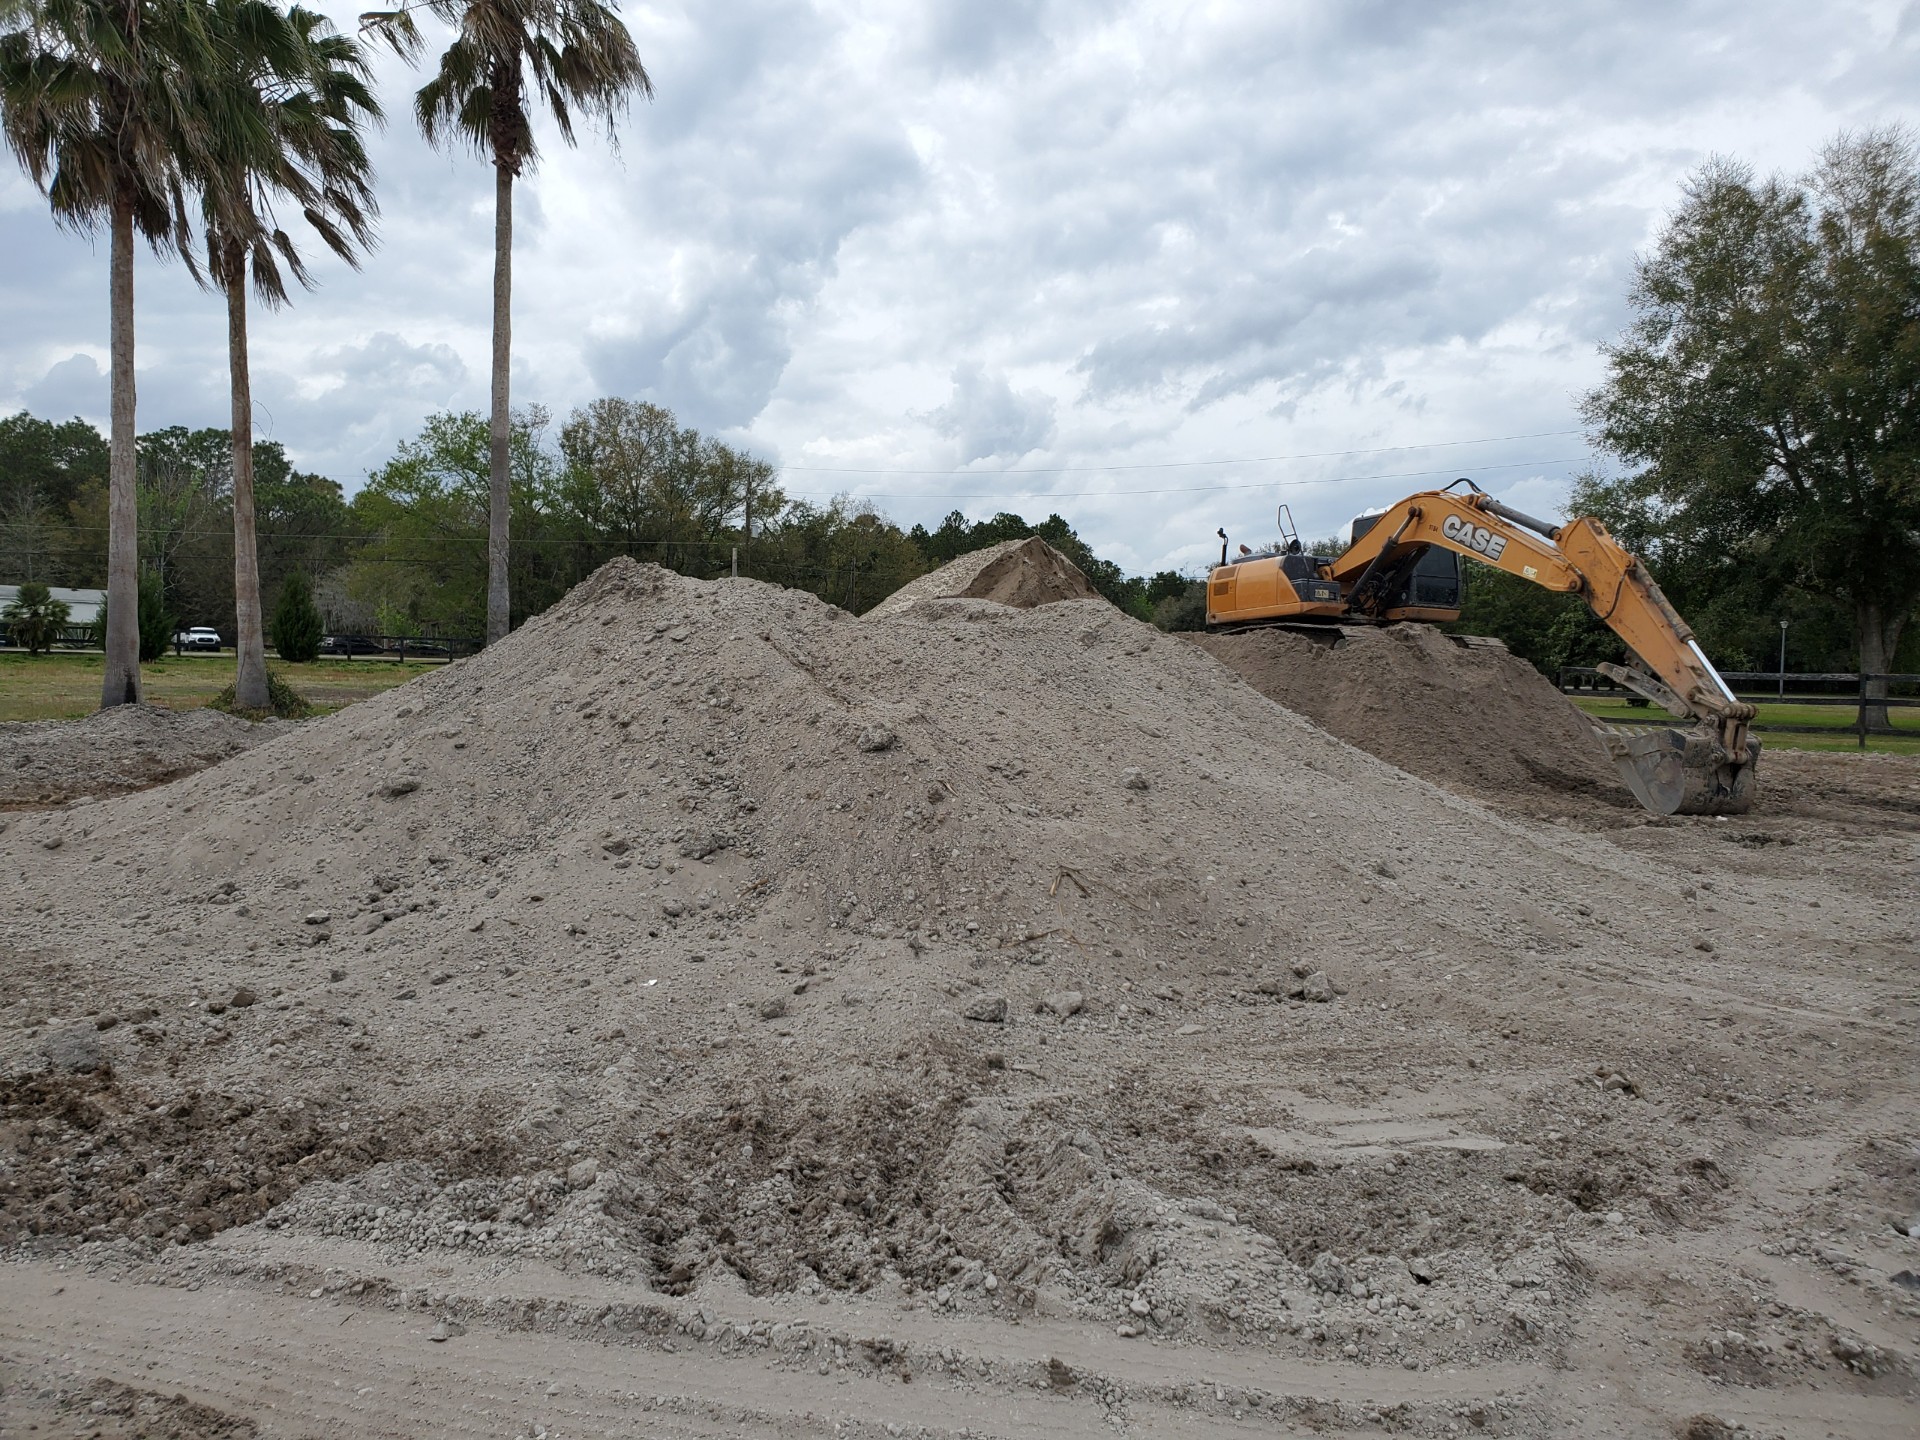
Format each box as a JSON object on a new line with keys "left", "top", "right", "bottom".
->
{"left": 41, "top": 1027, "right": 105, "bottom": 1074}
{"left": 1307, "top": 1252, "right": 1348, "bottom": 1293}
{"left": 566, "top": 1159, "right": 600, "bottom": 1190}
{"left": 1040, "top": 990, "right": 1085, "bottom": 1017}
{"left": 963, "top": 993, "right": 1009, "bottom": 1023}
{"left": 855, "top": 724, "right": 897, "bottom": 753}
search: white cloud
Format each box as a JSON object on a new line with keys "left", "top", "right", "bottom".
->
{"left": 925, "top": 362, "right": 1057, "bottom": 463}
{"left": 2, "top": 0, "right": 1915, "bottom": 568}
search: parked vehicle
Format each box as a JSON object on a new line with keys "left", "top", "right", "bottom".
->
{"left": 320, "top": 634, "right": 385, "bottom": 656}
{"left": 174, "top": 627, "right": 223, "bottom": 652}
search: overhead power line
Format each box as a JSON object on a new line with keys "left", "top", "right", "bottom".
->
{"left": 774, "top": 427, "right": 1587, "bottom": 476}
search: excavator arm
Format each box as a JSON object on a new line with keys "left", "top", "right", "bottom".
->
{"left": 1328, "top": 482, "right": 1758, "bottom": 815}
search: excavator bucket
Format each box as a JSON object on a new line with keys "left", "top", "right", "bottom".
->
{"left": 1595, "top": 723, "right": 1760, "bottom": 817}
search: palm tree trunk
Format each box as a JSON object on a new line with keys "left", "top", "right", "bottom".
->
{"left": 101, "top": 194, "right": 143, "bottom": 708}
{"left": 486, "top": 160, "right": 513, "bottom": 645}
{"left": 226, "top": 242, "right": 269, "bottom": 712}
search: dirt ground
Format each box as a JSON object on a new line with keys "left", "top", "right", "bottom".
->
{"left": 0, "top": 704, "right": 277, "bottom": 810}
{"left": 0, "top": 555, "right": 1913, "bottom": 1439}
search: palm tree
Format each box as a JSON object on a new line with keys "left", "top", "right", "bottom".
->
{"left": 195, "top": 0, "right": 378, "bottom": 712}
{"left": 1, "top": 0, "right": 214, "bottom": 707}
{"left": 364, "top": 0, "right": 650, "bottom": 645}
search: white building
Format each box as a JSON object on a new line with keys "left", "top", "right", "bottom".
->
{"left": 0, "top": 584, "right": 104, "bottom": 624}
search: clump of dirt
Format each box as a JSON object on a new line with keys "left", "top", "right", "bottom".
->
{"left": 0, "top": 703, "right": 277, "bottom": 810}
{"left": 866, "top": 536, "right": 1095, "bottom": 617}
{"left": 0, "top": 1066, "right": 515, "bottom": 1248}
{"left": 0, "top": 1370, "right": 257, "bottom": 1440}
{"left": 1189, "top": 623, "right": 1633, "bottom": 817}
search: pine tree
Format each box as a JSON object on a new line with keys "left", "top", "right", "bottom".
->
{"left": 271, "top": 570, "right": 322, "bottom": 663}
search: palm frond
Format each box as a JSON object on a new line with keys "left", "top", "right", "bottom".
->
{"left": 386, "top": 0, "right": 651, "bottom": 175}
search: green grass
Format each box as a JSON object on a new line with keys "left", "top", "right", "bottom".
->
{"left": 1571, "top": 695, "right": 1920, "bottom": 755}
{"left": 0, "top": 649, "right": 440, "bottom": 723}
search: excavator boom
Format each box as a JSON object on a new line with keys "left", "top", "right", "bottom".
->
{"left": 1208, "top": 481, "right": 1759, "bottom": 816}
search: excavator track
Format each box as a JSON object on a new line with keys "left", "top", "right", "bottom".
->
{"left": 1594, "top": 722, "right": 1760, "bottom": 816}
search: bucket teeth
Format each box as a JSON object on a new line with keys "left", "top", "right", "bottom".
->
{"left": 1596, "top": 723, "right": 1760, "bottom": 816}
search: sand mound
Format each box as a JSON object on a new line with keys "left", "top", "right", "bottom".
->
{"left": 0, "top": 558, "right": 1836, "bottom": 1391}
{"left": 867, "top": 536, "right": 1095, "bottom": 617}
{"left": 1190, "top": 624, "right": 1633, "bottom": 817}
{"left": 0, "top": 703, "right": 277, "bottom": 810}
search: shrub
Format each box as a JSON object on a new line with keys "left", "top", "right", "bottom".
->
{"left": 94, "top": 571, "right": 176, "bottom": 662}
{"left": 1, "top": 581, "right": 71, "bottom": 655}
{"left": 1151, "top": 581, "right": 1209, "bottom": 632}
{"left": 271, "top": 571, "right": 323, "bottom": 664}
{"left": 209, "top": 667, "right": 311, "bottom": 719}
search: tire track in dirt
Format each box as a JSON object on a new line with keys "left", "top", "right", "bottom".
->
{"left": 2, "top": 1259, "right": 1541, "bottom": 1437}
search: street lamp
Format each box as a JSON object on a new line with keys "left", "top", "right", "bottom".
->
{"left": 1778, "top": 619, "right": 1789, "bottom": 700}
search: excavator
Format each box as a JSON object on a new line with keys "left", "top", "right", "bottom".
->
{"left": 1206, "top": 479, "right": 1759, "bottom": 816}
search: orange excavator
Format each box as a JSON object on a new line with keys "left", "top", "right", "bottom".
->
{"left": 1206, "top": 479, "right": 1759, "bottom": 816}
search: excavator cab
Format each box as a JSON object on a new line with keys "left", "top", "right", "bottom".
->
{"left": 1346, "top": 514, "right": 1464, "bottom": 622}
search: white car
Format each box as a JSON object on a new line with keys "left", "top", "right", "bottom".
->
{"left": 174, "top": 627, "right": 222, "bottom": 651}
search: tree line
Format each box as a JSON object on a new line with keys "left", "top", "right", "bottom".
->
{"left": 5, "top": 0, "right": 1913, "bottom": 726}
{"left": 0, "top": 399, "right": 1184, "bottom": 640}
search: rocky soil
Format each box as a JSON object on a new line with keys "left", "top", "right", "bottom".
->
{"left": 0, "top": 703, "right": 276, "bottom": 810}
{"left": 0, "top": 554, "right": 1913, "bottom": 1439}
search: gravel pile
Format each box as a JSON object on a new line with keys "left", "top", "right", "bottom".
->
{"left": 2, "top": 551, "right": 1912, "bottom": 1423}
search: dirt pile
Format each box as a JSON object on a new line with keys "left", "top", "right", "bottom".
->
{"left": 0, "top": 703, "right": 277, "bottom": 810}
{"left": 1, "top": 559, "right": 1914, "bottom": 1435}
{"left": 867, "top": 535, "right": 1096, "bottom": 617}
{"left": 0, "top": 561, "right": 1657, "bottom": 1296}
{"left": 1190, "top": 623, "right": 1632, "bottom": 817}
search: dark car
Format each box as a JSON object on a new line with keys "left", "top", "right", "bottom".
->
{"left": 320, "top": 634, "right": 384, "bottom": 656}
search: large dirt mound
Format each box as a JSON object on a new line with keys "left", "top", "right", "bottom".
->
{"left": 4, "top": 557, "right": 1879, "bottom": 1409}
{"left": 1190, "top": 623, "right": 1633, "bottom": 818}
{"left": 0, "top": 703, "right": 276, "bottom": 810}
{"left": 867, "top": 536, "right": 1095, "bottom": 617}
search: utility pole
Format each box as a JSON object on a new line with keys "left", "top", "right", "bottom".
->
{"left": 1778, "top": 619, "right": 1788, "bottom": 701}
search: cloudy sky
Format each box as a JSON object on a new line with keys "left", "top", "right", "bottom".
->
{"left": 4, "top": 0, "right": 1916, "bottom": 576}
